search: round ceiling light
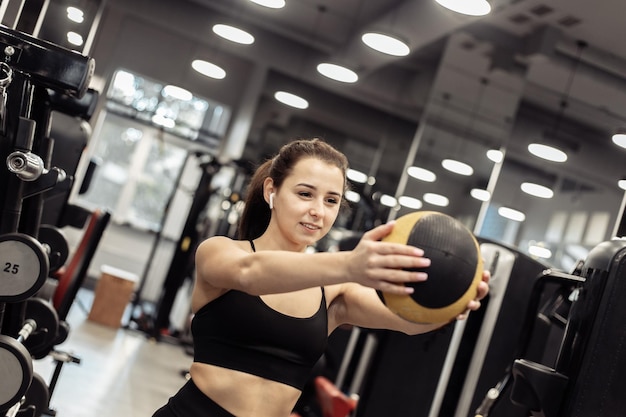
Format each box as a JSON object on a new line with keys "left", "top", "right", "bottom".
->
{"left": 442, "top": 158, "right": 474, "bottom": 176}
{"left": 248, "top": 0, "right": 285, "bottom": 9}
{"left": 435, "top": 0, "right": 491, "bottom": 16}
{"left": 192, "top": 59, "right": 226, "bottom": 79}
{"left": 274, "top": 91, "right": 309, "bottom": 109}
{"left": 521, "top": 182, "right": 554, "bottom": 199}
{"left": 423, "top": 193, "right": 449, "bottom": 207}
{"left": 361, "top": 32, "right": 410, "bottom": 57}
{"left": 317, "top": 63, "right": 358, "bottom": 83}
{"left": 498, "top": 206, "right": 526, "bottom": 222}
{"left": 212, "top": 24, "right": 255, "bottom": 45}
{"left": 470, "top": 188, "right": 491, "bottom": 202}
{"left": 528, "top": 143, "right": 567, "bottom": 162}
{"left": 407, "top": 166, "right": 436, "bottom": 182}
{"left": 612, "top": 131, "right": 626, "bottom": 149}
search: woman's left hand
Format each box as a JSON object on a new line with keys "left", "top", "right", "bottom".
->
{"left": 456, "top": 269, "right": 490, "bottom": 320}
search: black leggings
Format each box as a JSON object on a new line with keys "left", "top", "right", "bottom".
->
{"left": 152, "top": 379, "right": 235, "bottom": 417}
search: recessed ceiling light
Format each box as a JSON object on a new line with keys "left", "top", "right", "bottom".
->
{"left": 521, "top": 182, "right": 554, "bottom": 199}
{"left": 212, "top": 24, "right": 255, "bottom": 45}
{"left": 435, "top": 0, "right": 491, "bottom": 16}
{"left": 67, "top": 31, "right": 83, "bottom": 46}
{"left": 192, "top": 59, "right": 226, "bottom": 79}
{"left": 423, "top": 193, "right": 449, "bottom": 207}
{"left": 442, "top": 158, "right": 474, "bottom": 176}
{"left": 248, "top": 0, "right": 285, "bottom": 9}
{"left": 274, "top": 91, "right": 309, "bottom": 109}
{"left": 486, "top": 149, "right": 503, "bottom": 163}
{"left": 162, "top": 85, "right": 192, "bottom": 101}
{"left": 528, "top": 143, "right": 567, "bottom": 162}
{"left": 361, "top": 32, "right": 410, "bottom": 57}
{"left": 618, "top": 179, "right": 626, "bottom": 190}
{"left": 379, "top": 194, "right": 397, "bottom": 207}
{"left": 498, "top": 206, "right": 525, "bottom": 222}
{"left": 67, "top": 7, "right": 84, "bottom": 23}
{"left": 317, "top": 63, "right": 358, "bottom": 83}
{"left": 407, "top": 166, "right": 436, "bottom": 182}
{"left": 345, "top": 190, "right": 361, "bottom": 203}
{"left": 398, "top": 196, "right": 422, "bottom": 209}
{"left": 347, "top": 168, "right": 368, "bottom": 183}
{"left": 470, "top": 188, "right": 491, "bottom": 201}
{"left": 612, "top": 131, "right": 626, "bottom": 149}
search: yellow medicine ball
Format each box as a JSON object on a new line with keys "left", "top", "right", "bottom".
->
{"left": 379, "top": 211, "right": 483, "bottom": 324}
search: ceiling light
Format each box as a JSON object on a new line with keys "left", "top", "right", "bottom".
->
{"left": 67, "top": 7, "right": 84, "bottom": 23}
{"left": 442, "top": 158, "right": 474, "bottom": 176}
{"left": 361, "top": 32, "right": 410, "bottom": 57}
{"left": 486, "top": 149, "right": 503, "bottom": 163}
{"left": 618, "top": 179, "right": 626, "bottom": 191}
{"left": 192, "top": 59, "right": 226, "bottom": 79}
{"left": 67, "top": 32, "right": 83, "bottom": 46}
{"left": 379, "top": 194, "right": 397, "bottom": 207}
{"left": 435, "top": 0, "right": 491, "bottom": 16}
{"left": 347, "top": 168, "right": 368, "bottom": 183}
{"left": 162, "top": 85, "right": 192, "bottom": 101}
{"left": 423, "top": 193, "right": 449, "bottom": 207}
{"left": 274, "top": 91, "right": 309, "bottom": 109}
{"left": 248, "top": 0, "right": 285, "bottom": 8}
{"left": 317, "top": 63, "right": 358, "bottom": 83}
{"left": 521, "top": 182, "right": 554, "bottom": 199}
{"left": 528, "top": 143, "right": 567, "bottom": 162}
{"left": 398, "top": 196, "right": 423, "bottom": 209}
{"left": 407, "top": 166, "right": 436, "bottom": 182}
{"left": 612, "top": 130, "right": 626, "bottom": 149}
{"left": 212, "top": 24, "right": 255, "bottom": 45}
{"left": 498, "top": 206, "right": 525, "bottom": 222}
{"left": 470, "top": 188, "right": 491, "bottom": 202}
{"left": 345, "top": 190, "right": 361, "bottom": 203}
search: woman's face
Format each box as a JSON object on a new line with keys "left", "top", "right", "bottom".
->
{"left": 270, "top": 157, "right": 344, "bottom": 249}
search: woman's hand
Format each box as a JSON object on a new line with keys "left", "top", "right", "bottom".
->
{"left": 346, "top": 221, "right": 430, "bottom": 295}
{"left": 456, "top": 269, "right": 490, "bottom": 320}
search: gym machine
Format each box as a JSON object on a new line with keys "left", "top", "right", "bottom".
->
{"left": 507, "top": 238, "right": 626, "bottom": 417}
{"left": 0, "top": 24, "right": 95, "bottom": 417}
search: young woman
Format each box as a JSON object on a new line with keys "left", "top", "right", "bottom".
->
{"left": 153, "top": 138, "right": 490, "bottom": 417}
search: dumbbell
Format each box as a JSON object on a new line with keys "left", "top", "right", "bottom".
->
{"left": 0, "top": 298, "right": 59, "bottom": 414}
{"left": 0, "top": 233, "right": 49, "bottom": 302}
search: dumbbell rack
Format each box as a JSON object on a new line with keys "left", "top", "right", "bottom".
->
{"left": 0, "top": 25, "right": 94, "bottom": 417}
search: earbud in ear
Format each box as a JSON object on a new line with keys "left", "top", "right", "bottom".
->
{"left": 269, "top": 193, "right": 275, "bottom": 210}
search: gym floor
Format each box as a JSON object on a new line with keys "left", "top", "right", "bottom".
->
{"left": 33, "top": 289, "right": 192, "bottom": 417}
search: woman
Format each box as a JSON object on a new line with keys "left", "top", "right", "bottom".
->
{"left": 153, "top": 138, "right": 489, "bottom": 417}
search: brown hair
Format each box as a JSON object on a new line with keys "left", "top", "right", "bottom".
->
{"left": 237, "top": 138, "right": 349, "bottom": 240}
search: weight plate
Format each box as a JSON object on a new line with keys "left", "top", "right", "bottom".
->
{"left": 0, "top": 233, "right": 49, "bottom": 302}
{"left": 38, "top": 225, "right": 69, "bottom": 274}
{"left": 0, "top": 335, "right": 33, "bottom": 412}
{"left": 24, "top": 298, "right": 60, "bottom": 360}
{"left": 22, "top": 372, "right": 49, "bottom": 417}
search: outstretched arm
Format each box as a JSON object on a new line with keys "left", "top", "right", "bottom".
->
{"left": 194, "top": 222, "right": 431, "bottom": 296}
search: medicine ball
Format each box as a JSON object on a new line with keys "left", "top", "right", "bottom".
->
{"left": 379, "top": 211, "right": 483, "bottom": 324}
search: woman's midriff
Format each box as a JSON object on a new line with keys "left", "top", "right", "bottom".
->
{"left": 189, "top": 362, "right": 302, "bottom": 417}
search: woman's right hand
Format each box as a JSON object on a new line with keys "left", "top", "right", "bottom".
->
{"left": 346, "top": 222, "right": 430, "bottom": 295}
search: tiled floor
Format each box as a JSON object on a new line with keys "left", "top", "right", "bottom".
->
{"left": 31, "top": 290, "right": 192, "bottom": 417}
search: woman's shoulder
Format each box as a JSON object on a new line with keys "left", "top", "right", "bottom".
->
{"left": 197, "top": 236, "right": 249, "bottom": 252}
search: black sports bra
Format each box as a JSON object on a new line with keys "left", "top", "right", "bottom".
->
{"left": 190, "top": 240, "right": 328, "bottom": 390}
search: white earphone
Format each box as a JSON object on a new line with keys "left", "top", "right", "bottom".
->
{"left": 269, "top": 193, "right": 275, "bottom": 210}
